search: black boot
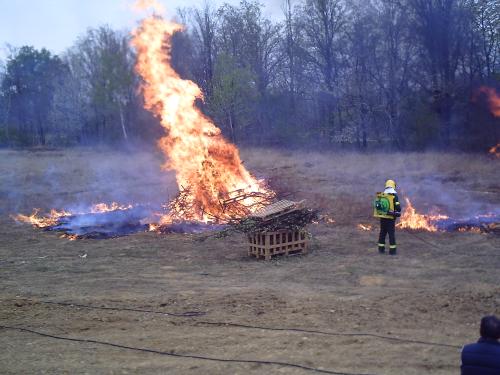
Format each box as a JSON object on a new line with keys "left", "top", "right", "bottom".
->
{"left": 378, "top": 244, "right": 385, "bottom": 254}
{"left": 389, "top": 246, "right": 397, "bottom": 255}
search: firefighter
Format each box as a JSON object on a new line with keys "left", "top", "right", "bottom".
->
{"left": 378, "top": 179, "right": 401, "bottom": 255}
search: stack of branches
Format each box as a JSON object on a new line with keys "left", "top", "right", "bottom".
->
{"left": 166, "top": 186, "right": 198, "bottom": 222}
{"left": 219, "top": 189, "right": 276, "bottom": 221}
{"left": 167, "top": 186, "right": 275, "bottom": 223}
{"left": 214, "top": 201, "right": 318, "bottom": 238}
{"left": 233, "top": 208, "right": 318, "bottom": 233}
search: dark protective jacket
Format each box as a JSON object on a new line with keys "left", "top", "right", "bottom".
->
{"left": 385, "top": 192, "right": 401, "bottom": 219}
{"left": 461, "top": 338, "right": 500, "bottom": 375}
{"left": 392, "top": 194, "right": 401, "bottom": 218}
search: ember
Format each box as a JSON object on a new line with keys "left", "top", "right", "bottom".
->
{"left": 358, "top": 224, "right": 372, "bottom": 231}
{"left": 321, "top": 214, "right": 336, "bottom": 224}
{"left": 433, "top": 214, "right": 500, "bottom": 234}
{"left": 59, "top": 234, "right": 79, "bottom": 241}
{"left": 458, "top": 227, "right": 482, "bottom": 234}
{"left": 490, "top": 144, "right": 500, "bottom": 158}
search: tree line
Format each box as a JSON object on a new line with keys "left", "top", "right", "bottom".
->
{"left": 0, "top": 0, "right": 498, "bottom": 150}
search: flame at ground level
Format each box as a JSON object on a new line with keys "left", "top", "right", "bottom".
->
{"left": 13, "top": 203, "right": 232, "bottom": 238}
{"left": 12, "top": 202, "right": 134, "bottom": 229}
{"left": 397, "top": 197, "right": 448, "bottom": 232}
{"left": 12, "top": 208, "right": 71, "bottom": 228}
{"left": 13, "top": 197, "right": 499, "bottom": 238}
{"left": 12, "top": 202, "right": 148, "bottom": 239}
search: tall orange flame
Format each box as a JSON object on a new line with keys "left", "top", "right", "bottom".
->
{"left": 398, "top": 197, "right": 448, "bottom": 232}
{"left": 131, "top": 10, "right": 273, "bottom": 223}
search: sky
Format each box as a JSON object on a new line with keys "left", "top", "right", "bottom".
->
{"left": 0, "top": 0, "right": 283, "bottom": 60}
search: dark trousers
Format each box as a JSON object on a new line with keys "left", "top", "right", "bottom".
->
{"left": 378, "top": 218, "right": 396, "bottom": 251}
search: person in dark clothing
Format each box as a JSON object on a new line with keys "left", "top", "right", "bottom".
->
{"left": 377, "top": 179, "right": 401, "bottom": 255}
{"left": 461, "top": 315, "right": 500, "bottom": 375}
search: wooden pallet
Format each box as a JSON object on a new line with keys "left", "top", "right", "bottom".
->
{"left": 250, "top": 200, "right": 305, "bottom": 222}
{"left": 247, "top": 229, "right": 309, "bottom": 260}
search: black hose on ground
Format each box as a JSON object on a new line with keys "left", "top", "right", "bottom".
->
{"left": 40, "top": 300, "right": 205, "bottom": 317}
{"left": 0, "top": 325, "right": 379, "bottom": 375}
{"left": 196, "top": 321, "right": 461, "bottom": 349}
{"left": 31, "top": 299, "right": 462, "bottom": 349}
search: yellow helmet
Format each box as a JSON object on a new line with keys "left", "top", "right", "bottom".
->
{"left": 385, "top": 179, "right": 396, "bottom": 189}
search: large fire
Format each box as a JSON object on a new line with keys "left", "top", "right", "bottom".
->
{"left": 130, "top": 4, "right": 273, "bottom": 224}
{"left": 397, "top": 197, "right": 448, "bottom": 232}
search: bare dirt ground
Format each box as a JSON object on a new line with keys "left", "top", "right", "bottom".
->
{"left": 1, "top": 148, "right": 499, "bottom": 375}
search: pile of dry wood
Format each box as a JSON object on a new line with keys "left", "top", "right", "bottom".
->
{"left": 216, "top": 200, "right": 318, "bottom": 237}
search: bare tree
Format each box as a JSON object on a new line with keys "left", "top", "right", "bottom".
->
{"left": 189, "top": 2, "right": 218, "bottom": 97}
{"left": 301, "top": 0, "right": 347, "bottom": 92}
{"left": 409, "top": 0, "right": 470, "bottom": 145}
{"left": 472, "top": 0, "right": 500, "bottom": 78}
{"left": 66, "top": 26, "right": 135, "bottom": 143}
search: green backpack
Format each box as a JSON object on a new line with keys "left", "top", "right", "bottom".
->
{"left": 373, "top": 192, "right": 395, "bottom": 219}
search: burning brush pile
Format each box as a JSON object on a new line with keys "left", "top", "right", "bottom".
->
{"left": 13, "top": 2, "right": 277, "bottom": 239}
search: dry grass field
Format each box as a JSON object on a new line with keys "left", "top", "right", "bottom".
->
{"left": 1, "top": 148, "right": 499, "bottom": 375}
